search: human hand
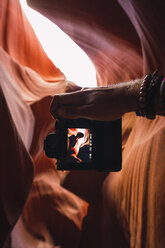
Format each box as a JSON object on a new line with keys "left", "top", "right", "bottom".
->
{"left": 50, "top": 80, "right": 141, "bottom": 121}
{"left": 63, "top": 80, "right": 82, "bottom": 93}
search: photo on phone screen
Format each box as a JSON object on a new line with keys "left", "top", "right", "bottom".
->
{"left": 67, "top": 128, "right": 92, "bottom": 164}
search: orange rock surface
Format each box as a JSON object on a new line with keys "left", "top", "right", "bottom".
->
{"left": 1, "top": 0, "right": 165, "bottom": 247}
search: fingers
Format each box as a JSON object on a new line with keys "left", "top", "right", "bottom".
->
{"left": 50, "top": 89, "right": 92, "bottom": 118}
{"left": 56, "top": 104, "right": 93, "bottom": 120}
{"left": 50, "top": 95, "right": 59, "bottom": 118}
{"left": 51, "top": 90, "right": 83, "bottom": 107}
{"left": 50, "top": 92, "right": 76, "bottom": 118}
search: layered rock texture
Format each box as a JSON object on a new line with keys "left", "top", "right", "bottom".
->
{"left": 1, "top": 0, "right": 165, "bottom": 247}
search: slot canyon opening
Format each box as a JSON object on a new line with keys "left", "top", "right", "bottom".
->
{"left": 20, "top": 0, "right": 97, "bottom": 88}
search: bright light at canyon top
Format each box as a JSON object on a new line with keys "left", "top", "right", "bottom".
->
{"left": 20, "top": 0, "right": 97, "bottom": 87}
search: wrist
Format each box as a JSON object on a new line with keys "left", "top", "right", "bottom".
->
{"left": 121, "top": 79, "right": 142, "bottom": 114}
{"left": 135, "top": 72, "right": 164, "bottom": 119}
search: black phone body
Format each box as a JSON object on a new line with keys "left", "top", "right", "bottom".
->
{"left": 44, "top": 118, "right": 122, "bottom": 172}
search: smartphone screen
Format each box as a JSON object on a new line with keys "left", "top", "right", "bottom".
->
{"left": 67, "top": 128, "right": 92, "bottom": 163}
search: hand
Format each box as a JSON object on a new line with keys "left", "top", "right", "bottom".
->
{"left": 63, "top": 80, "right": 82, "bottom": 93}
{"left": 50, "top": 80, "right": 141, "bottom": 121}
